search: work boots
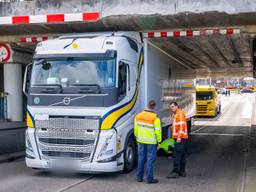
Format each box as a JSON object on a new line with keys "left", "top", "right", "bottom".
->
{"left": 147, "top": 178, "right": 159, "bottom": 184}
{"left": 166, "top": 171, "right": 179, "bottom": 178}
{"left": 179, "top": 172, "right": 186, "bottom": 177}
{"left": 167, "top": 171, "right": 187, "bottom": 178}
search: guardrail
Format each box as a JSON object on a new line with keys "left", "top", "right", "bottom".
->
{"left": 0, "top": 92, "right": 7, "bottom": 121}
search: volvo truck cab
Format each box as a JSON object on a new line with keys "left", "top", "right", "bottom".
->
{"left": 196, "top": 86, "right": 221, "bottom": 117}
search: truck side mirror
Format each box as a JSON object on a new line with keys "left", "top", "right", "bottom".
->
{"left": 23, "top": 63, "right": 32, "bottom": 97}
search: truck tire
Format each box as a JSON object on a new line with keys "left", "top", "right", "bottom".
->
{"left": 123, "top": 136, "right": 136, "bottom": 173}
{"left": 187, "top": 120, "right": 192, "bottom": 133}
{"left": 218, "top": 105, "right": 221, "bottom": 114}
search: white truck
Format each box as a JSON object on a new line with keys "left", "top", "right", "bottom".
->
{"left": 23, "top": 32, "right": 195, "bottom": 173}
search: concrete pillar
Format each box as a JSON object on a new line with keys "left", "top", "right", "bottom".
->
{"left": 143, "top": 38, "right": 148, "bottom": 108}
{"left": 4, "top": 64, "right": 23, "bottom": 121}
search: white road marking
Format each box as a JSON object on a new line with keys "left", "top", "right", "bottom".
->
{"left": 242, "top": 98, "right": 253, "bottom": 119}
{"left": 221, "top": 97, "right": 231, "bottom": 110}
{"left": 191, "top": 125, "right": 207, "bottom": 133}
{"left": 58, "top": 176, "right": 94, "bottom": 192}
{"left": 191, "top": 132, "right": 244, "bottom": 137}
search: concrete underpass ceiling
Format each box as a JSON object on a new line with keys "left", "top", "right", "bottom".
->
{"left": 13, "top": 34, "right": 252, "bottom": 78}
{"left": 150, "top": 33, "right": 253, "bottom": 78}
{"left": 8, "top": 29, "right": 254, "bottom": 78}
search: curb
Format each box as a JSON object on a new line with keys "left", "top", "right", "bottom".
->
{"left": 0, "top": 151, "right": 25, "bottom": 163}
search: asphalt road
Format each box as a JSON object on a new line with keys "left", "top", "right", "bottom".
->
{"left": 0, "top": 93, "right": 253, "bottom": 192}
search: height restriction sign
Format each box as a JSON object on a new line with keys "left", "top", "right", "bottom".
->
{"left": 0, "top": 44, "right": 11, "bottom": 63}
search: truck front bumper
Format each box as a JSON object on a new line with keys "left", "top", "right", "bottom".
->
{"left": 26, "top": 157, "right": 122, "bottom": 173}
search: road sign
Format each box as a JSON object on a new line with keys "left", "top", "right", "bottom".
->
{"left": 0, "top": 44, "right": 11, "bottom": 63}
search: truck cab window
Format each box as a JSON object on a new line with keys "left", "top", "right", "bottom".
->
{"left": 118, "top": 63, "right": 127, "bottom": 101}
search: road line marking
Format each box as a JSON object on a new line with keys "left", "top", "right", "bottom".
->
{"left": 242, "top": 100, "right": 252, "bottom": 119}
{"left": 239, "top": 134, "right": 249, "bottom": 192}
{"left": 191, "top": 133, "right": 245, "bottom": 137}
{"left": 191, "top": 126, "right": 207, "bottom": 133}
{"left": 239, "top": 155, "right": 247, "bottom": 192}
{"left": 58, "top": 176, "right": 94, "bottom": 192}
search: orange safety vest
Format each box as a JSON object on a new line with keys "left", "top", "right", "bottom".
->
{"left": 171, "top": 109, "right": 188, "bottom": 139}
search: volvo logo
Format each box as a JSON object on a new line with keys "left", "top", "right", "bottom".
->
{"left": 34, "top": 97, "right": 40, "bottom": 105}
{"left": 63, "top": 97, "right": 71, "bottom": 105}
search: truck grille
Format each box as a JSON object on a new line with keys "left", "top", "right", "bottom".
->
{"left": 37, "top": 128, "right": 96, "bottom": 139}
{"left": 35, "top": 117, "right": 99, "bottom": 161}
{"left": 35, "top": 117, "right": 99, "bottom": 130}
{"left": 39, "top": 138, "right": 95, "bottom": 146}
{"left": 196, "top": 105, "right": 207, "bottom": 114}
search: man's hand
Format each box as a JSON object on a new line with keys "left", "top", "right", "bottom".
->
{"left": 177, "top": 137, "right": 181, "bottom": 143}
{"left": 157, "top": 144, "right": 161, "bottom": 150}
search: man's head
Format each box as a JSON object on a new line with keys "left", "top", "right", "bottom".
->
{"left": 148, "top": 100, "right": 156, "bottom": 110}
{"left": 170, "top": 101, "right": 179, "bottom": 113}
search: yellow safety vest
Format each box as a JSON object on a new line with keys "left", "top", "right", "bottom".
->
{"left": 134, "top": 110, "right": 162, "bottom": 144}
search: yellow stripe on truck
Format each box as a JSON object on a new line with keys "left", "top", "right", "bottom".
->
{"left": 101, "top": 89, "right": 139, "bottom": 130}
{"left": 26, "top": 111, "right": 35, "bottom": 128}
{"left": 100, "top": 48, "right": 143, "bottom": 130}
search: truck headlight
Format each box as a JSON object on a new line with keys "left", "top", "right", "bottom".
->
{"left": 116, "top": 134, "right": 121, "bottom": 152}
{"left": 97, "top": 131, "right": 117, "bottom": 162}
{"left": 98, "top": 133, "right": 114, "bottom": 158}
{"left": 26, "top": 132, "right": 35, "bottom": 159}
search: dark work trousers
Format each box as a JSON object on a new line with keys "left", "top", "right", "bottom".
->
{"left": 173, "top": 139, "right": 187, "bottom": 173}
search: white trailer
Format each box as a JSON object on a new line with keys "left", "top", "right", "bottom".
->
{"left": 24, "top": 32, "right": 195, "bottom": 173}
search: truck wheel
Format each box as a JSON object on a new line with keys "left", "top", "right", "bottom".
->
{"left": 218, "top": 105, "right": 221, "bottom": 114}
{"left": 187, "top": 119, "right": 192, "bottom": 133}
{"left": 123, "top": 137, "right": 136, "bottom": 173}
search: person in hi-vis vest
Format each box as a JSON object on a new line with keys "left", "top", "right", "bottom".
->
{"left": 167, "top": 101, "right": 188, "bottom": 178}
{"left": 134, "top": 100, "right": 162, "bottom": 184}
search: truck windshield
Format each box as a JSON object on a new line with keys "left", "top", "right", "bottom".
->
{"left": 31, "top": 57, "right": 116, "bottom": 88}
{"left": 196, "top": 92, "right": 213, "bottom": 100}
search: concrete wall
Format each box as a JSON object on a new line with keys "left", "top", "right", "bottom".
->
{"left": 0, "top": 0, "right": 256, "bottom": 17}
{"left": 0, "top": 122, "right": 26, "bottom": 155}
{"left": 0, "top": 127, "right": 25, "bottom": 155}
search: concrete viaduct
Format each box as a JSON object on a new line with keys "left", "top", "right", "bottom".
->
{"left": 0, "top": 0, "right": 255, "bottom": 78}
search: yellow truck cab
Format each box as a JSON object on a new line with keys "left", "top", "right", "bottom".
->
{"left": 196, "top": 86, "right": 221, "bottom": 117}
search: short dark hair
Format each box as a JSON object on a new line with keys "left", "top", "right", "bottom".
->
{"left": 148, "top": 100, "right": 156, "bottom": 109}
{"left": 170, "top": 101, "right": 178, "bottom": 107}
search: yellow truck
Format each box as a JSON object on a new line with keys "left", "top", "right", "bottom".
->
{"left": 196, "top": 86, "right": 221, "bottom": 117}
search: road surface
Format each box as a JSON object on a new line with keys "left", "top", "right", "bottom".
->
{"left": 0, "top": 93, "right": 253, "bottom": 192}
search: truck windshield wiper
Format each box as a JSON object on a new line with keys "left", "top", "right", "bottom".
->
{"left": 33, "top": 84, "right": 63, "bottom": 94}
{"left": 33, "top": 84, "right": 62, "bottom": 88}
{"left": 69, "top": 84, "right": 101, "bottom": 94}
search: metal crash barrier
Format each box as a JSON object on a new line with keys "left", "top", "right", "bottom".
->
{"left": 0, "top": 92, "right": 7, "bottom": 120}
